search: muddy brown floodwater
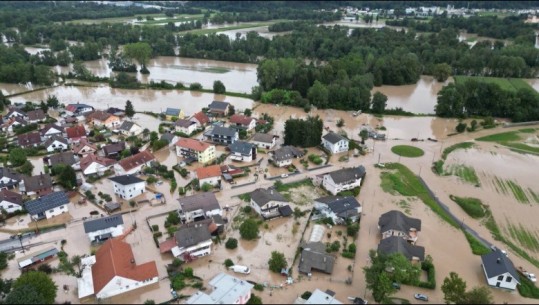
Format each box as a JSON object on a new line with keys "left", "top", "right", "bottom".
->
{"left": 8, "top": 86, "right": 254, "bottom": 116}
{"left": 54, "top": 56, "right": 258, "bottom": 94}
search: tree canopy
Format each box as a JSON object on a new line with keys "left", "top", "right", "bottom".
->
{"left": 284, "top": 116, "right": 323, "bottom": 147}
{"left": 239, "top": 218, "right": 259, "bottom": 240}
{"left": 441, "top": 272, "right": 493, "bottom": 304}
{"left": 6, "top": 271, "right": 57, "bottom": 304}
{"left": 123, "top": 42, "right": 152, "bottom": 72}
{"left": 268, "top": 251, "right": 287, "bottom": 273}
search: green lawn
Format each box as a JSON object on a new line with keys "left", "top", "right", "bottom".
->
{"left": 507, "top": 222, "right": 539, "bottom": 252}
{"left": 449, "top": 195, "right": 485, "bottom": 219}
{"left": 445, "top": 164, "right": 480, "bottom": 186}
{"left": 136, "top": 14, "right": 204, "bottom": 25}
{"left": 476, "top": 131, "right": 522, "bottom": 142}
{"left": 391, "top": 145, "right": 425, "bottom": 158}
{"left": 441, "top": 142, "right": 475, "bottom": 160}
{"left": 464, "top": 231, "right": 491, "bottom": 255}
{"left": 454, "top": 76, "right": 534, "bottom": 92}
{"left": 476, "top": 129, "right": 539, "bottom": 155}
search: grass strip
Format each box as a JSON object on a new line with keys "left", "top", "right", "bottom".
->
{"left": 441, "top": 142, "right": 475, "bottom": 160}
{"left": 529, "top": 188, "right": 539, "bottom": 204}
{"left": 391, "top": 145, "right": 425, "bottom": 158}
{"left": 445, "top": 164, "right": 480, "bottom": 185}
{"left": 464, "top": 231, "right": 491, "bottom": 255}
{"left": 449, "top": 195, "right": 485, "bottom": 219}
{"left": 506, "top": 180, "right": 530, "bottom": 204}
{"left": 476, "top": 131, "right": 521, "bottom": 142}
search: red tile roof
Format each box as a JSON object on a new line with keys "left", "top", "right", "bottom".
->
{"left": 191, "top": 112, "right": 209, "bottom": 125}
{"left": 80, "top": 154, "right": 116, "bottom": 172}
{"left": 87, "top": 110, "right": 114, "bottom": 122}
{"left": 196, "top": 164, "right": 222, "bottom": 180}
{"left": 118, "top": 150, "right": 155, "bottom": 172}
{"left": 229, "top": 114, "right": 255, "bottom": 126}
{"left": 72, "top": 139, "right": 98, "bottom": 154}
{"left": 92, "top": 238, "right": 158, "bottom": 295}
{"left": 159, "top": 238, "right": 177, "bottom": 254}
{"left": 175, "top": 138, "right": 211, "bottom": 152}
{"left": 66, "top": 125, "right": 87, "bottom": 139}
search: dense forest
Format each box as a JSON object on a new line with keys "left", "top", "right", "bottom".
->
{"left": 435, "top": 79, "right": 539, "bottom": 122}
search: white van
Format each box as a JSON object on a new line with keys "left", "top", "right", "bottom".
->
{"left": 229, "top": 265, "right": 250, "bottom": 274}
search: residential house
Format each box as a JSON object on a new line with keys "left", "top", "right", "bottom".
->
{"left": 204, "top": 126, "right": 238, "bottom": 145}
{"left": 378, "top": 210, "right": 421, "bottom": 243}
{"left": 175, "top": 138, "right": 216, "bottom": 165}
{"left": 481, "top": 249, "right": 520, "bottom": 290}
{"left": 117, "top": 121, "right": 143, "bottom": 137}
{"left": 26, "top": 109, "right": 46, "bottom": 123}
{"left": 294, "top": 289, "right": 343, "bottom": 304}
{"left": 24, "top": 191, "right": 69, "bottom": 220}
{"left": 109, "top": 175, "right": 146, "bottom": 200}
{"left": 163, "top": 108, "right": 184, "bottom": 120}
{"left": 114, "top": 150, "right": 155, "bottom": 175}
{"left": 65, "top": 103, "right": 94, "bottom": 116}
{"left": 80, "top": 154, "right": 116, "bottom": 176}
{"left": 160, "top": 132, "right": 180, "bottom": 149}
{"left": 44, "top": 135, "right": 69, "bottom": 152}
{"left": 72, "top": 139, "right": 98, "bottom": 158}
{"left": 0, "top": 167, "right": 21, "bottom": 190}
{"left": 186, "top": 273, "right": 253, "bottom": 304}
{"left": 207, "top": 101, "right": 231, "bottom": 117}
{"left": 250, "top": 188, "right": 292, "bottom": 220}
{"left": 315, "top": 166, "right": 366, "bottom": 195}
{"left": 190, "top": 111, "right": 210, "bottom": 128}
{"left": 87, "top": 111, "right": 121, "bottom": 129}
{"left": 20, "top": 174, "right": 53, "bottom": 197}
{"left": 228, "top": 141, "right": 256, "bottom": 162}
{"left": 220, "top": 164, "right": 245, "bottom": 183}
{"left": 18, "top": 132, "right": 42, "bottom": 148}
{"left": 0, "top": 189, "right": 23, "bottom": 214}
{"left": 175, "top": 119, "right": 197, "bottom": 135}
{"left": 313, "top": 196, "right": 362, "bottom": 225}
{"left": 106, "top": 107, "right": 125, "bottom": 117}
{"left": 269, "top": 146, "right": 305, "bottom": 167}
{"left": 299, "top": 242, "right": 335, "bottom": 275}
{"left": 83, "top": 215, "right": 124, "bottom": 243}
{"left": 177, "top": 192, "right": 222, "bottom": 223}
{"left": 17, "top": 247, "right": 59, "bottom": 270}
{"left": 322, "top": 132, "right": 349, "bottom": 154}
{"left": 377, "top": 236, "right": 425, "bottom": 262}
{"left": 77, "top": 238, "right": 159, "bottom": 299}
{"left": 66, "top": 125, "right": 87, "bottom": 143}
{"left": 229, "top": 114, "right": 256, "bottom": 131}
{"left": 102, "top": 142, "right": 126, "bottom": 159}
{"left": 6, "top": 109, "right": 26, "bottom": 119}
{"left": 250, "top": 133, "right": 277, "bottom": 150}
{"left": 196, "top": 165, "right": 222, "bottom": 187}
{"left": 46, "top": 151, "right": 80, "bottom": 170}
{"left": 170, "top": 223, "right": 213, "bottom": 261}
{"left": 2, "top": 117, "right": 28, "bottom": 134}
{"left": 40, "top": 124, "right": 64, "bottom": 139}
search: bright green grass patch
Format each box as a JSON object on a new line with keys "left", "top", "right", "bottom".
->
{"left": 391, "top": 145, "right": 425, "bottom": 158}
{"left": 494, "top": 177, "right": 509, "bottom": 194}
{"left": 507, "top": 222, "right": 539, "bottom": 252}
{"left": 476, "top": 131, "right": 521, "bottom": 142}
{"left": 518, "top": 128, "right": 538, "bottom": 133}
{"left": 454, "top": 76, "right": 534, "bottom": 92}
{"left": 506, "top": 180, "right": 530, "bottom": 204}
{"left": 449, "top": 195, "right": 485, "bottom": 219}
{"left": 518, "top": 276, "right": 539, "bottom": 299}
{"left": 529, "top": 189, "right": 539, "bottom": 204}
{"left": 464, "top": 231, "right": 491, "bottom": 255}
{"left": 441, "top": 142, "right": 475, "bottom": 160}
{"left": 503, "top": 142, "right": 539, "bottom": 155}
{"left": 445, "top": 164, "right": 480, "bottom": 186}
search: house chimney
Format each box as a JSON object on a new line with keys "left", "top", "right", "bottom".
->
{"left": 497, "top": 258, "right": 501, "bottom": 264}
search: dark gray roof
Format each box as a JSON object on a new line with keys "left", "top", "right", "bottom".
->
{"left": 327, "top": 166, "right": 366, "bottom": 184}
{"left": 175, "top": 223, "right": 212, "bottom": 248}
{"left": 175, "top": 119, "right": 195, "bottom": 128}
{"left": 481, "top": 249, "right": 520, "bottom": 281}
{"left": 160, "top": 132, "right": 175, "bottom": 143}
{"left": 315, "top": 196, "right": 360, "bottom": 217}
{"left": 23, "top": 174, "right": 53, "bottom": 192}
{"left": 44, "top": 135, "right": 69, "bottom": 147}
{"left": 83, "top": 215, "right": 124, "bottom": 233}
{"left": 271, "top": 146, "right": 305, "bottom": 162}
{"left": 118, "top": 121, "right": 135, "bottom": 131}
{"left": 208, "top": 101, "right": 230, "bottom": 111}
{"left": 48, "top": 152, "right": 77, "bottom": 167}
{"left": 24, "top": 191, "right": 69, "bottom": 215}
{"left": 251, "top": 133, "right": 275, "bottom": 144}
{"left": 378, "top": 210, "right": 421, "bottom": 233}
{"left": 109, "top": 175, "right": 144, "bottom": 186}
{"left": 322, "top": 132, "right": 347, "bottom": 144}
{"left": 250, "top": 188, "right": 288, "bottom": 207}
{"left": 377, "top": 236, "right": 425, "bottom": 261}
{"left": 0, "top": 167, "right": 21, "bottom": 188}
{"left": 104, "top": 202, "right": 121, "bottom": 213}
{"left": 208, "top": 126, "right": 238, "bottom": 137}
{"left": 164, "top": 108, "right": 181, "bottom": 116}
{"left": 102, "top": 142, "right": 126, "bottom": 155}
{"left": 228, "top": 141, "right": 255, "bottom": 155}
{"left": 299, "top": 242, "right": 335, "bottom": 274}
{"left": 177, "top": 192, "right": 220, "bottom": 213}
{"left": 278, "top": 205, "right": 293, "bottom": 217}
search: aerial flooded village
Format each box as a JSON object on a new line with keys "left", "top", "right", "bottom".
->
{"left": 1, "top": 1, "right": 539, "bottom": 304}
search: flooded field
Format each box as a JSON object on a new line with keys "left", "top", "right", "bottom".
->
{"left": 8, "top": 85, "right": 254, "bottom": 116}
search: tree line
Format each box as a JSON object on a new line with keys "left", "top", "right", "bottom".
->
{"left": 435, "top": 78, "right": 539, "bottom": 122}
{"left": 284, "top": 116, "right": 323, "bottom": 147}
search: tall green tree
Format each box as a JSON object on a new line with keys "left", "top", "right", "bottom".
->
{"left": 9, "top": 148, "right": 27, "bottom": 167}
{"left": 433, "top": 63, "right": 452, "bottom": 82}
{"left": 268, "top": 251, "right": 287, "bottom": 273}
{"left": 6, "top": 271, "right": 57, "bottom": 304}
{"left": 239, "top": 218, "right": 259, "bottom": 240}
{"left": 371, "top": 92, "right": 387, "bottom": 114}
{"left": 123, "top": 42, "right": 152, "bottom": 73}
{"left": 213, "top": 80, "right": 226, "bottom": 94}
{"left": 307, "top": 81, "right": 329, "bottom": 108}
{"left": 441, "top": 272, "right": 467, "bottom": 304}
{"left": 284, "top": 116, "right": 323, "bottom": 147}
{"left": 463, "top": 286, "right": 493, "bottom": 304}
{"left": 125, "top": 100, "right": 135, "bottom": 118}
{"left": 55, "top": 165, "right": 77, "bottom": 190}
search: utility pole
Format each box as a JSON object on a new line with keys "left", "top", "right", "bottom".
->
{"left": 17, "top": 233, "right": 25, "bottom": 254}
{"left": 378, "top": 153, "right": 381, "bottom": 164}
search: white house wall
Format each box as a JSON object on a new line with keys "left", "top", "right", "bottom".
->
{"left": 87, "top": 225, "right": 124, "bottom": 242}
{"left": 43, "top": 204, "right": 69, "bottom": 219}
{"left": 0, "top": 200, "right": 22, "bottom": 213}
{"left": 47, "top": 141, "right": 69, "bottom": 152}
{"left": 323, "top": 175, "right": 362, "bottom": 195}
{"left": 199, "top": 176, "right": 220, "bottom": 187}
{"left": 112, "top": 181, "right": 146, "bottom": 200}
{"left": 95, "top": 275, "right": 158, "bottom": 299}
{"left": 484, "top": 269, "right": 518, "bottom": 290}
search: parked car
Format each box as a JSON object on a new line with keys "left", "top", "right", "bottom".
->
{"left": 392, "top": 282, "right": 401, "bottom": 290}
{"left": 281, "top": 173, "right": 288, "bottom": 178}
{"left": 414, "top": 294, "right": 428, "bottom": 301}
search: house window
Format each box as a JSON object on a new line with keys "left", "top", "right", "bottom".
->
{"left": 497, "top": 275, "right": 504, "bottom": 281}
{"left": 506, "top": 276, "right": 512, "bottom": 282}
